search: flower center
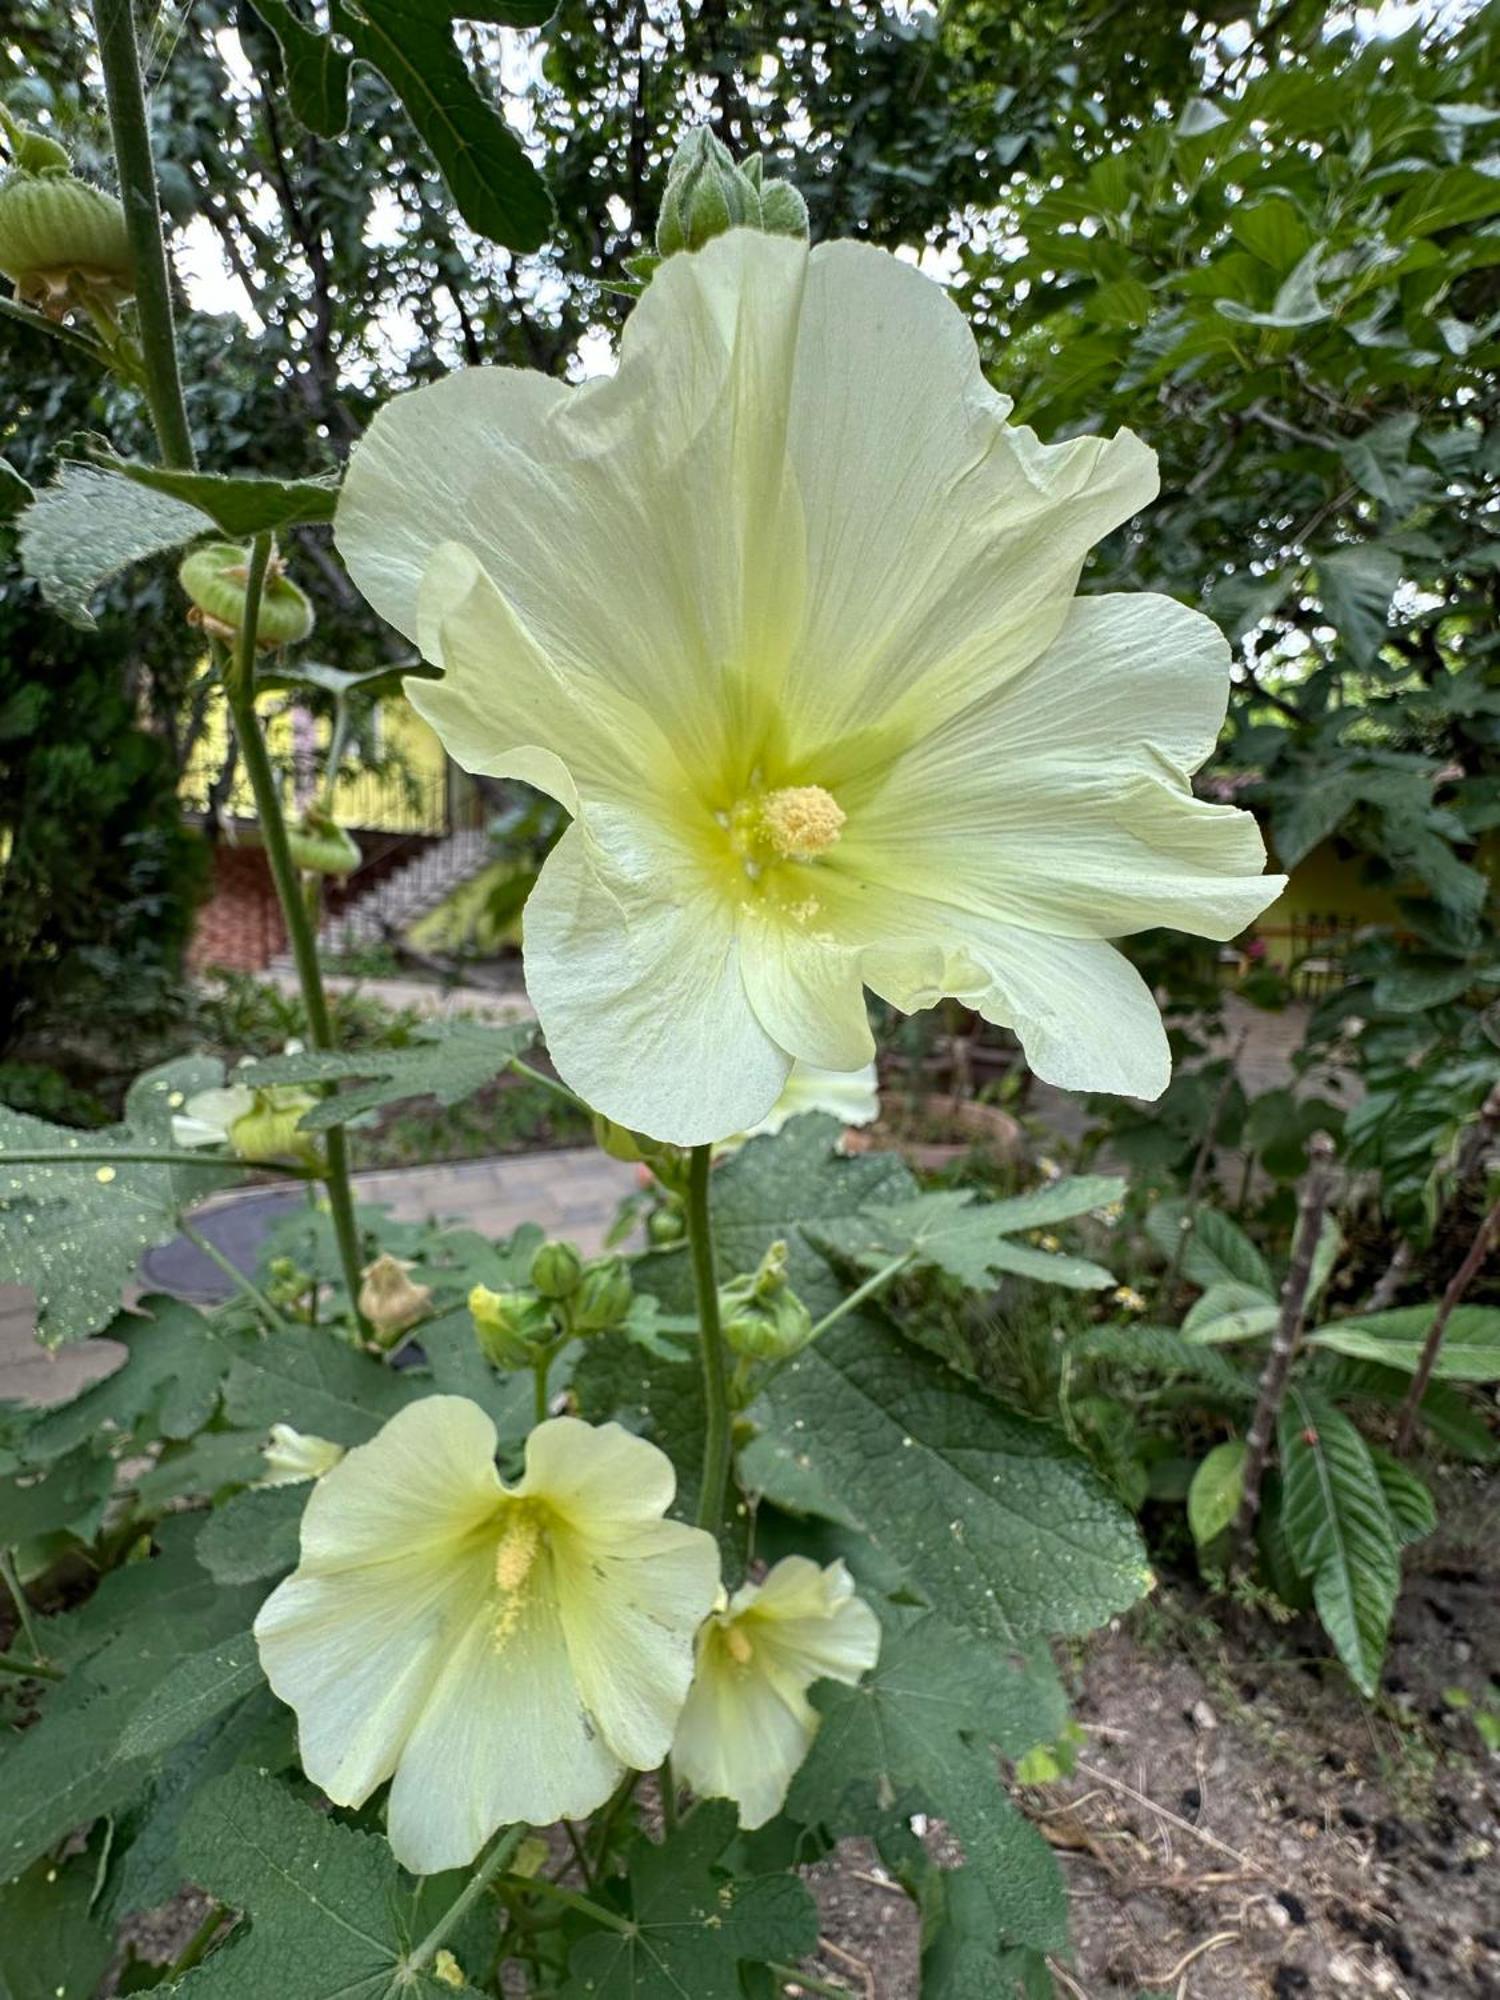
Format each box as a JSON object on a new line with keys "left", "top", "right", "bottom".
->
{"left": 492, "top": 1502, "right": 545, "bottom": 1650}
{"left": 724, "top": 1624, "right": 755, "bottom": 1667}
{"left": 719, "top": 783, "right": 845, "bottom": 884}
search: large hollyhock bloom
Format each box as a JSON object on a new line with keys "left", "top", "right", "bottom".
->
{"left": 253, "top": 1398, "right": 720, "bottom": 1872}
{"left": 337, "top": 232, "right": 1282, "bottom": 1145}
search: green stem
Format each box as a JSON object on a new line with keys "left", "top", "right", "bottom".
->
{"left": 803, "top": 1251, "right": 914, "bottom": 1344}
{"left": 561, "top": 1819, "right": 595, "bottom": 1890}
{"left": 0, "top": 1646, "right": 62, "bottom": 1681}
{"left": 533, "top": 1352, "right": 552, "bottom": 1426}
{"left": 180, "top": 1218, "right": 293, "bottom": 1333}
{"left": 587, "top": 1770, "right": 641, "bottom": 1874}
{"left": 767, "top": 1964, "right": 853, "bottom": 1998}
{"left": 658, "top": 1754, "right": 678, "bottom": 1836}
{"left": 509, "top": 1876, "right": 633, "bottom": 1934}
{"left": 0, "top": 292, "right": 115, "bottom": 371}
{"left": 90, "top": 0, "right": 196, "bottom": 468}
{"left": 0, "top": 1148, "right": 310, "bottom": 1174}
{"left": 511, "top": 1057, "right": 590, "bottom": 1115}
{"left": 687, "top": 1144, "right": 732, "bottom": 1535}
{"left": 165, "top": 1902, "right": 225, "bottom": 1980}
{"left": 406, "top": 1824, "right": 528, "bottom": 1976}
{"left": 0, "top": 1549, "right": 47, "bottom": 1668}
{"left": 218, "top": 593, "right": 371, "bottom": 1340}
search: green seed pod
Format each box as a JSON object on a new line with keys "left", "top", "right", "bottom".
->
{"left": 470, "top": 1283, "right": 554, "bottom": 1368}
{"left": 571, "top": 1257, "right": 634, "bottom": 1334}
{"left": 178, "top": 541, "right": 315, "bottom": 648}
{"left": 530, "top": 1238, "right": 584, "bottom": 1301}
{"left": 0, "top": 166, "right": 133, "bottom": 310}
{"left": 286, "top": 806, "right": 361, "bottom": 877}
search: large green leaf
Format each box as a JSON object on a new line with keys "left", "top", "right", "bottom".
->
{"left": 23, "top": 1297, "right": 230, "bottom": 1462}
{"left": 250, "top": 1019, "right": 536, "bottom": 1130}
{"left": 1067, "top": 1323, "right": 1252, "bottom": 1402}
{"left": 561, "top": 1802, "right": 818, "bottom": 2000}
{"left": 221, "top": 1328, "right": 427, "bottom": 1444}
{"left": 1278, "top": 1392, "right": 1401, "bottom": 1696}
{"left": 1187, "top": 1440, "right": 1246, "bottom": 1547}
{"left": 175, "top": 1771, "right": 489, "bottom": 1997}
{"left": 0, "top": 1445, "right": 113, "bottom": 1546}
{"left": 788, "top": 1614, "right": 1068, "bottom": 1961}
{"left": 0, "top": 1848, "right": 113, "bottom": 2000}
{"left": 745, "top": 1313, "right": 1151, "bottom": 1644}
{"left": 1307, "top": 1303, "right": 1500, "bottom": 1381}
{"left": 811, "top": 1182, "right": 1118, "bottom": 1292}
{"left": 195, "top": 1483, "right": 306, "bottom": 1585}
{"left": 1147, "top": 1203, "right": 1273, "bottom": 1294}
{"left": 246, "top": 0, "right": 354, "bottom": 135}
{"left": 16, "top": 464, "right": 207, "bottom": 627}
{"left": 84, "top": 452, "right": 340, "bottom": 533}
{"left": 1316, "top": 543, "right": 1402, "bottom": 668}
{"left": 1182, "top": 1280, "right": 1279, "bottom": 1345}
{"left": 116, "top": 1631, "right": 264, "bottom": 1761}
{"left": 0, "top": 1062, "right": 240, "bottom": 1346}
{"left": 1388, "top": 163, "right": 1500, "bottom": 238}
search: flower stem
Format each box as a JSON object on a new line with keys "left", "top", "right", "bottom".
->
{"left": 217, "top": 563, "right": 370, "bottom": 1339}
{"left": 658, "top": 1754, "right": 678, "bottom": 1835}
{"left": 533, "top": 1353, "right": 552, "bottom": 1426}
{"left": 0, "top": 1149, "right": 310, "bottom": 1174}
{"left": 405, "top": 1823, "right": 528, "bottom": 1976}
{"left": 687, "top": 1143, "right": 732, "bottom": 1534}
{"left": 0, "top": 1646, "right": 62, "bottom": 1681}
{"left": 508, "top": 1875, "right": 634, "bottom": 1934}
{"left": 0, "top": 1549, "right": 48, "bottom": 1669}
{"left": 89, "top": 0, "right": 196, "bottom": 468}
{"left": 179, "top": 1217, "right": 293, "bottom": 1334}
{"left": 803, "top": 1250, "right": 914, "bottom": 1344}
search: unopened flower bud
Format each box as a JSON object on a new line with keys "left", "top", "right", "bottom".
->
{"left": 178, "top": 541, "right": 315, "bottom": 649}
{"left": 657, "top": 128, "right": 759, "bottom": 257}
{"left": 647, "top": 1203, "right": 686, "bottom": 1247}
{"left": 719, "top": 1239, "right": 814, "bottom": 1361}
{"left": 470, "top": 1283, "right": 554, "bottom": 1367}
{"left": 758, "top": 177, "right": 809, "bottom": 238}
{"left": 358, "top": 1253, "right": 432, "bottom": 1347}
{"left": 260, "top": 1423, "right": 344, "bottom": 1486}
{"left": 0, "top": 107, "right": 132, "bottom": 315}
{"left": 530, "top": 1238, "right": 583, "bottom": 1301}
{"left": 286, "top": 806, "right": 361, "bottom": 877}
{"left": 571, "top": 1257, "right": 633, "bottom": 1334}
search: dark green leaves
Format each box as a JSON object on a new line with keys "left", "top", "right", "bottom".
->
{"left": 561, "top": 1803, "right": 818, "bottom": 2000}
{"left": 23, "top": 1297, "right": 231, "bottom": 1462}
{"left": 0, "top": 1849, "right": 113, "bottom": 2000}
{"left": 250, "top": 1018, "right": 536, "bottom": 1130}
{"left": 746, "top": 1314, "right": 1152, "bottom": 1646}
{"left": 84, "top": 452, "right": 341, "bottom": 533}
{"left": 175, "top": 1772, "right": 488, "bottom": 1997}
{"left": 17, "top": 464, "right": 208, "bottom": 628}
{"left": 1307, "top": 1304, "right": 1500, "bottom": 1380}
{"left": 247, "top": 0, "right": 555, "bottom": 251}
{"left": 812, "top": 1177, "right": 1122, "bottom": 1293}
{"left": 1315, "top": 544, "right": 1402, "bottom": 669}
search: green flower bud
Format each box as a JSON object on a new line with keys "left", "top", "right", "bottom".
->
{"left": 655, "top": 126, "right": 808, "bottom": 262}
{"left": 590, "top": 1111, "right": 690, "bottom": 1195}
{"left": 0, "top": 162, "right": 132, "bottom": 314}
{"left": 719, "top": 1239, "right": 814, "bottom": 1361}
{"left": 470, "top": 1283, "right": 554, "bottom": 1368}
{"left": 647, "top": 1204, "right": 686, "bottom": 1247}
{"left": 0, "top": 102, "right": 70, "bottom": 175}
{"left": 571, "top": 1257, "right": 634, "bottom": 1334}
{"left": 286, "top": 806, "right": 361, "bottom": 877}
{"left": 178, "top": 541, "right": 315, "bottom": 649}
{"left": 530, "top": 1238, "right": 584, "bottom": 1301}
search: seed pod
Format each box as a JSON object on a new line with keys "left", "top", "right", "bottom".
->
{"left": 0, "top": 166, "right": 133, "bottom": 312}
{"left": 286, "top": 807, "right": 361, "bottom": 877}
{"left": 179, "top": 541, "right": 315, "bottom": 649}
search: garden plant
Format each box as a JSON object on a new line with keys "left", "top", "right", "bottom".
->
{"left": 1, "top": 2, "right": 1498, "bottom": 1996}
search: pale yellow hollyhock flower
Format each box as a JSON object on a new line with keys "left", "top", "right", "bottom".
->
{"left": 672, "top": 1555, "right": 880, "bottom": 1829}
{"left": 747, "top": 1059, "right": 880, "bottom": 1140}
{"left": 253, "top": 1397, "right": 720, "bottom": 1873}
{"left": 336, "top": 232, "right": 1283, "bottom": 1146}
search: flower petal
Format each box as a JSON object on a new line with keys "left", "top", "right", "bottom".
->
{"left": 523, "top": 808, "right": 790, "bottom": 1144}
{"left": 736, "top": 1557, "right": 882, "bottom": 1688}
{"left": 293, "top": 1394, "right": 502, "bottom": 1570}
{"left": 737, "top": 909, "right": 874, "bottom": 1074}
{"left": 783, "top": 241, "right": 1159, "bottom": 749}
{"left": 386, "top": 1570, "right": 623, "bottom": 1872}
{"left": 515, "top": 1416, "right": 679, "bottom": 1526}
{"left": 672, "top": 1631, "right": 819, "bottom": 1832}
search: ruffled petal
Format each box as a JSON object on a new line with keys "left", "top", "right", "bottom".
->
{"left": 385, "top": 1569, "right": 623, "bottom": 1873}
{"left": 671, "top": 1632, "right": 819, "bottom": 1832}
{"left": 522, "top": 807, "right": 790, "bottom": 1143}
{"left": 292, "top": 1395, "right": 502, "bottom": 1570}
{"left": 734, "top": 1557, "right": 881, "bottom": 1688}
{"left": 737, "top": 908, "right": 874, "bottom": 1074}
{"left": 515, "top": 1416, "right": 679, "bottom": 1527}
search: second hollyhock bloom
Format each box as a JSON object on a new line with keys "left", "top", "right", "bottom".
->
{"left": 253, "top": 1396, "right": 720, "bottom": 1872}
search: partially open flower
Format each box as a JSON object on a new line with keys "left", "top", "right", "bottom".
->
{"left": 254, "top": 1397, "right": 721, "bottom": 1871}
{"left": 672, "top": 1555, "right": 880, "bottom": 1828}
{"left": 358, "top": 1254, "right": 432, "bottom": 1346}
{"left": 260, "top": 1423, "right": 345, "bottom": 1486}
{"left": 171, "top": 1079, "right": 321, "bottom": 1166}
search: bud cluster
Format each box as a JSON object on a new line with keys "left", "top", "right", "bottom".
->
{"left": 654, "top": 128, "right": 809, "bottom": 262}
{"left": 470, "top": 1239, "right": 634, "bottom": 1371}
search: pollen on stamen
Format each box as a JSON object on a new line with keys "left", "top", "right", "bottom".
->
{"left": 725, "top": 1625, "right": 754, "bottom": 1666}
{"left": 759, "top": 785, "right": 845, "bottom": 861}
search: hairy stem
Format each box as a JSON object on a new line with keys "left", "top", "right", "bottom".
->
{"left": 90, "top": 0, "right": 196, "bottom": 467}
{"left": 0, "top": 1549, "right": 48, "bottom": 1668}
{"left": 406, "top": 1824, "right": 527, "bottom": 1976}
{"left": 1234, "top": 1132, "right": 1337, "bottom": 1543}
{"left": 0, "top": 1646, "right": 63, "bottom": 1681}
{"left": 687, "top": 1143, "right": 732, "bottom": 1534}
{"left": 1395, "top": 1195, "right": 1500, "bottom": 1455}
{"left": 217, "top": 563, "right": 370, "bottom": 1337}
{"left": 180, "top": 1217, "right": 293, "bottom": 1334}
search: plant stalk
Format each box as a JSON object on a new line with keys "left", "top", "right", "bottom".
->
{"left": 218, "top": 565, "right": 370, "bottom": 1337}
{"left": 1395, "top": 1194, "right": 1500, "bottom": 1455}
{"left": 0, "top": 1149, "right": 310, "bottom": 1174}
{"left": 687, "top": 1143, "right": 732, "bottom": 1534}
{"left": 0, "top": 1548, "right": 48, "bottom": 1668}
{"left": 0, "top": 1646, "right": 62, "bottom": 1681}
{"left": 406, "top": 1823, "right": 527, "bottom": 1976}
{"left": 1234, "top": 1132, "right": 1336, "bottom": 1543}
{"left": 90, "top": 0, "right": 196, "bottom": 467}
{"left": 180, "top": 1217, "right": 294, "bottom": 1334}
{"left": 507, "top": 1875, "right": 634, "bottom": 1934}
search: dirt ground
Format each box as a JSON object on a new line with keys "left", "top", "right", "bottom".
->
{"left": 794, "top": 1463, "right": 1500, "bottom": 2000}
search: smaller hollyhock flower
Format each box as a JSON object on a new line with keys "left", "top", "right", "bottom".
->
{"left": 254, "top": 1397, "right": 720, "bottom": 1872}
{"left": 672, "top": 1555, "right": 880, "bottom": 1829}
{"left": 746, "top": 1060, "right": 880, "bottom": 1141}
{"left": 259, "top": 1423, "right": 345, "bottom": 1486}
{"left": 171, "top": 1071, "right": 320, "bottom": 1165}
